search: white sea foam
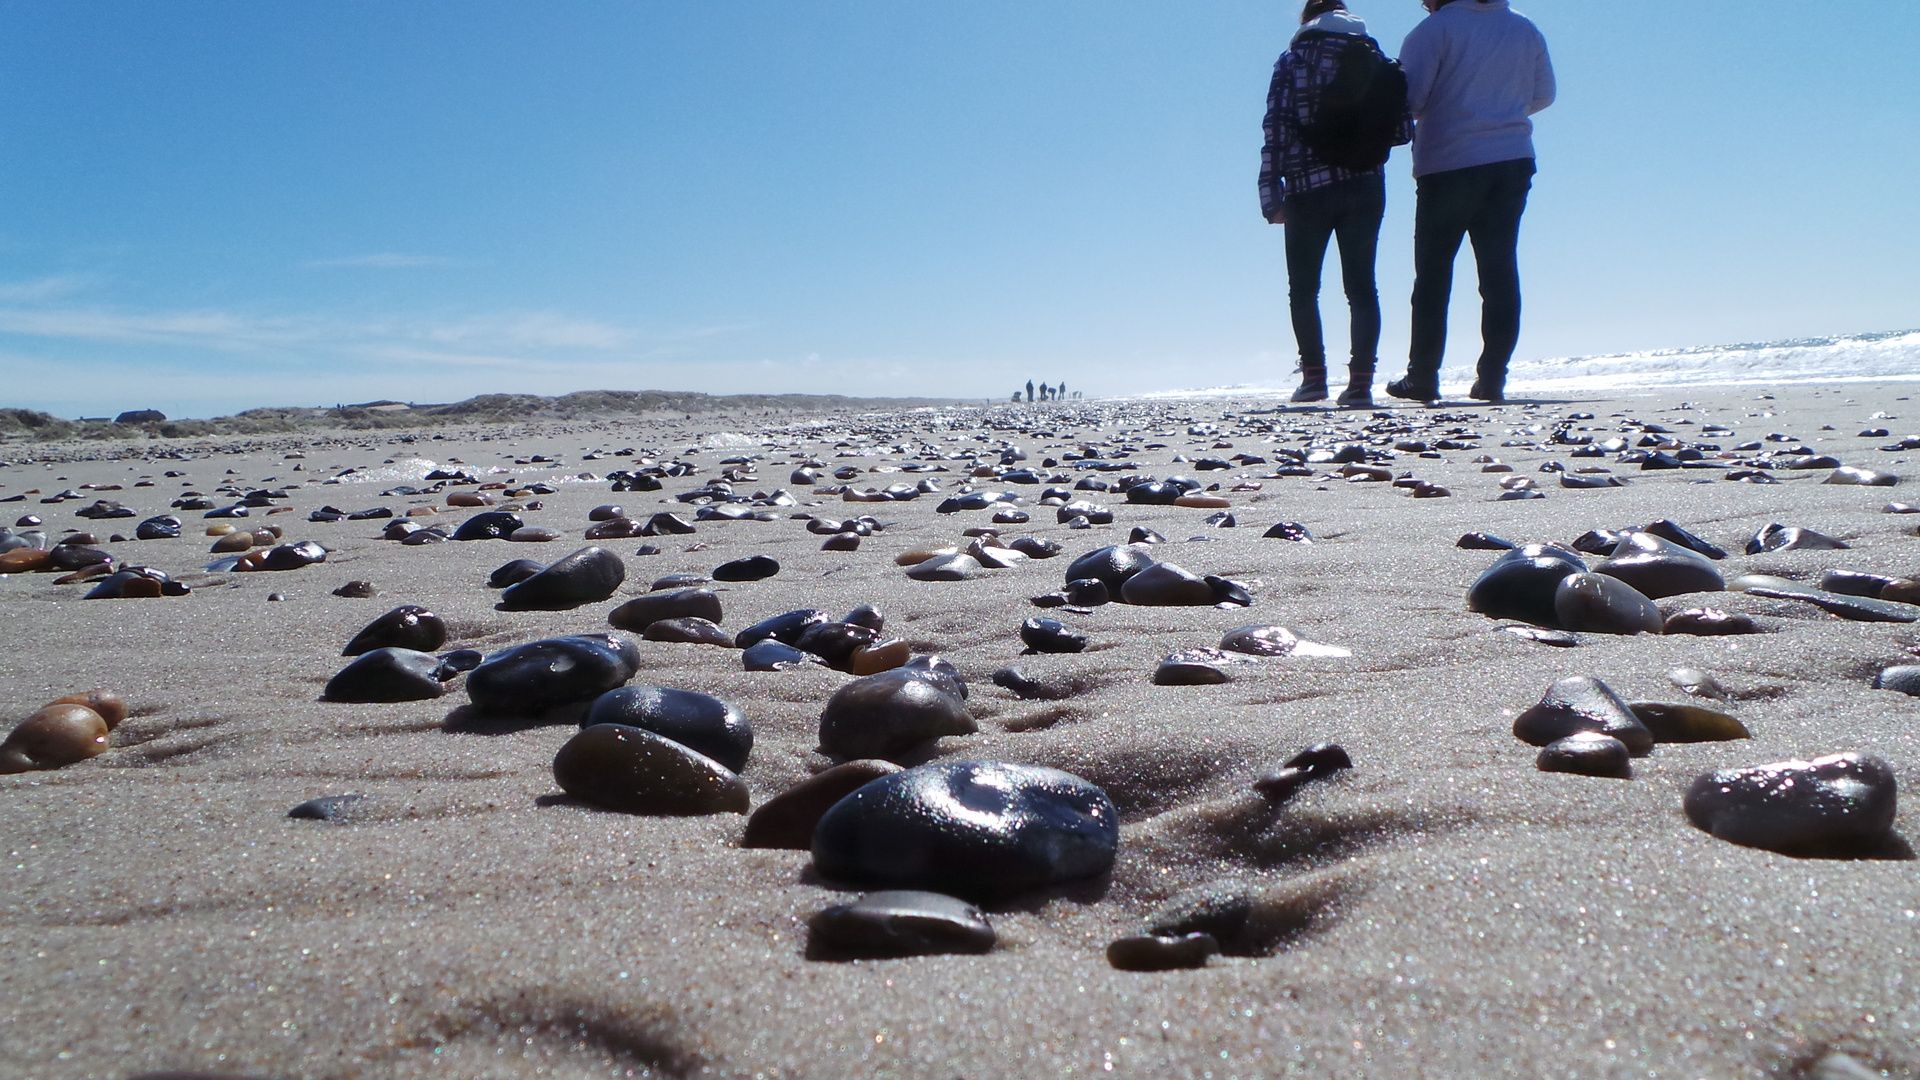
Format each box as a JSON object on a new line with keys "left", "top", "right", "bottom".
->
{"left": 1140, "top": 329, "right": 1920, "bottom": 401}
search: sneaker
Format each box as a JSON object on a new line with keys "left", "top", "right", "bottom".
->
{"left": 1386, "top": 376, "right": 1438, "bottom": 403}
{"left": 1468, "top": 379, "right": 1505, "bottom": 403}
{"left": 1290, "top": 373, "right": 1328, "bottom": 403}
{"left": 1336, "top": 385, "right": 1373, "bottom": 408}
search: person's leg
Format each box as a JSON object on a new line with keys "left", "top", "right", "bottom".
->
{"left": 1332, "top": 174, "right": 1386, "bottom": 406}
{"left": 1464, "top": 159, "right": 1536, "bottom": 401}
{"left": 1284, "top": 187, "right": 1339, "bottom": 402}
{"left": 1394, "top": 168, "right": 1480, "bottom": 400}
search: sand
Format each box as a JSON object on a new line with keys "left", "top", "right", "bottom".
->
{"left": 1, "top": 383, "right": 1916, "bottom": 1080}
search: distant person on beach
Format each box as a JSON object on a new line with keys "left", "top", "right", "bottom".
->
{"left": 1385, "top": 0, "right": 1555, "bottom": 405}
{"left": 1260, "top": 0, "right": 1412, "bottom": 408}
{"left": 1026, "top": 380, "right": 1035, "bottom": 403}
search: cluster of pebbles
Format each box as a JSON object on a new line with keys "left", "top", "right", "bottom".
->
{"left": 2, "top": 388, "right": 1917, "bottom": 1077}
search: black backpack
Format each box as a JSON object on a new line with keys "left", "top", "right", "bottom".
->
{"left": 1296, "top": 32, "right": 1410, "bottom": 172}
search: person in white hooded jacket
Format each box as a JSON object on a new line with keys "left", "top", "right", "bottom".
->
{"left": 1386, "top": 0, "right": 1555, "bottom": 405}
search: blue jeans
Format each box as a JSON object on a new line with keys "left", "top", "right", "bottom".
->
{"left": 1284, "top": 174, "right": 1385, "bottom": 374}
{"left": 1408, "top": 157, "right": 1535, "bottom": 387}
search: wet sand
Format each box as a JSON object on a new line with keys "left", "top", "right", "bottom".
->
{"left": 2, "top": 382, "right": 1917, "bottom": 1079}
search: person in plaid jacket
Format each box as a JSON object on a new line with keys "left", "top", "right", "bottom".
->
{"left": 1260, "top": 0, "right": 1413, "bottom": 408}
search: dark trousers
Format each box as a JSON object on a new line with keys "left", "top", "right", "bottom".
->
{"left": 1408, "top": 157, "right": 1535, "bottom": 387}
{"left": 1284, "top": 173, "right": 1385, "bottom": 374}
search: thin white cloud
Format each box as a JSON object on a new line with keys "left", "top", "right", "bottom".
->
{"left": 302, "top": 253, "right": 454, "bottom": 269}
{"left": 0, "top": 275, "right": 95, "bottom": 303}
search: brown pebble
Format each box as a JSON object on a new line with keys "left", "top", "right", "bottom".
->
{"left": 741, "top": 759, "right": 903, "bottom": 848}
{"left": 48, "top": 690, "right": 129, "bottom": 729}
{"left": 0, "top": 548, "right": 55, "bottom": 573}
{"left": 1883, "top": 580, "right": 1920, "bottom": 604}
{"left": 0, "top": 704, "right": 110, "bottom": 773}
{"left": 211, "top": 531, "right": 255, "bottom": 552}
{"left": 205, "top": 523, "right": 237, "bottom": 536}
{"left": 851, "top": 639, "right": 911, "bottom": 675}
{"left": 118, "top": 576, "right": 164, "bottom": 598}
{"left": 447, "top": 492, "right": 494, "bottom": 507}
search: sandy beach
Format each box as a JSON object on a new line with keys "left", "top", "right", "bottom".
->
{"left": 2, "top": 382, "right": 1917, "bottom": 1080}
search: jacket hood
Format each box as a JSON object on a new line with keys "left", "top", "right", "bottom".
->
{"left": 1293, "top": 10, "right": 1368, "bottom": 41}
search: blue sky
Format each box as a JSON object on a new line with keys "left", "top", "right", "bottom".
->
{"left": 2, "top": 0, "right": 1916, "bottom": 418}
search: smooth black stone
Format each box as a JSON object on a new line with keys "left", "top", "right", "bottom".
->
{"left": 844, "top": 604, "right": 885, "bottom": 631}
{"left": 584, "top": 685, "right": 752, "bottom": 772}
{"left": 323, "top": 648, "right": 448, "bottom": 703}
{"left": 1457, "top": 531, "right": 1516, "bottom": 550}
{"left": 1206, "top": 575, "right": 1254, "bottom": 607}
{"left": 399, "top": 527, "right": 449, "bottom": 545}
{"left": 1820, "top": 570, "right": 1899, "bottom": 598}
{"left": 797, "top": 621, "right": 881, "bottom": 671}
{"left": 812, "top": 761, "right": 1119, "bottom": 903}
{"left": 1153, "top": 650, "right": 1232, "bottom": 685}
{"left": 1746, "top": 523, "right": 1849, "bottom": 554}
{"left": 1254, "top": 743, "right": 1352, "bottom": 799}
{"left": 642, "top": 617, "right": 736, "bottom": 647}
{"left": 203, "top": 504, "right": 250, "bottom": 518}
{"left": 81, "top": 572, "right": 146, "bottom": 599}
{"left": 1021, "top": 617, "right": 1089, "bottom": 653}
{"left": 1872, "top": 666, "right": 1920, "bottom": 696}
{"left": 552, "top": 724, "right": 748, "bottom": 815}
{"left": 135, "top": 515, "right": 182, "bottom": 540}
{"left": 435, "top": 649, "right": 483, "bottom": 676}
{"left": 990, "top": 666, "right": 1061, "bottom": 700}
{"left": 1512, "top": 675, "right": 1653, "bottom": 756}
{"left": 1553, "top": 572, "right": 1663, "bottom": 635}
{"left": 451, "top": 511, "right": 524, "bottom": 541}
{"left": 1063, "top": 544, "right": 1158, "bottom": 591}
{"left": 346, "top": 507, "right": 393, "bottom": 520}
{"left": 1261, "top": 522, "right": 1314, "bottom": 542}
{"left": 1007, "top": 537, "right": 1062, "bottom": 559}
{"left": 288, "top": 794, "right": 367, "bottom": 821}
{"left": 1467, "top": 544, "right": 1588, "bottom": 627}
{"left": 499, "top": 546, "right": 627, "bottom": 610}
{"left": 1592, "top": 550, "right": 1725, "bottom": 600}
{"left": 1629, "top": 701, "right": 1750, "bottom": 742}
{"left": 650, "top": 573, "right": 711, "bottom": 590}
{"left": 1641, "top": 519, "right": 1729, "bottom": 560}
{"left": 52, "top": 545, "right": 114, "bottom": 570}
{"left": 1219, "top": 625, "right": 1303, "bottom": 656}
{"left": 342, "top": 604, "right": 447, "bottom": 656}
{"left": 1663, "top": 606, "right": 1758, "bottom": 635}
{"left": 487, "top": 558, "right": 546, "bottom": 588}
{"left": 1571, "top": 529, "right": 1632, "bottom": 556}
{"left": 1128, "top": 527, "right": 1166, "bottom": 545}
{"left": 608, "top": 588, "right": 724, "bottom": 632}
{"left": 1684, "top": 753, "right": 1898, "bottom": 856}
{"left": 1125, "top": 481, "right": 1184, "bottom": 505}
{"left": 742, "top": 638, "right": 821, "bottom": 671}
{"left": 712, "top": 555, "right": 779, "bottom": 582}
{"left": 466, "top": 634, "right": 641, "bottom": 716}
{"left": 1061, "top": 578, "right": 1110, "bottom": 607}
{"left": 1107, "top": 933, "right": 1220, "bottom": 971}
{"left": 1536, "top": 733, "right": 1633, "bottom": 779}
{"left": 1120, "top": 561, "right": 1213, "bottom": 606}
{"left": 1742, "top": 582, "right": 1918, "bottom": 623}
{"left": 809, "top": 890, "right": 996, "bottom": 957}
{"left": 902, "top": 653, "right": 968, "bottom": 699}
{"left": 737, "top": 608, "right": 832, "bottom": 650}
{"left": 817, "top": 668, "right": 977, "bottom": 760}
{"left": 258, "top": 541, "right": 328, "bottom": 570}
{"left": 641, "top": 512, "right": 696, "bottom": 535}
{"left": 333, "top": 581, "right": 376, "bottom": 598}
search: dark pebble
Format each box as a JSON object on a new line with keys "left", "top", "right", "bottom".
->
{"left": 1008, "top": 537, "right": 1062, "bottom": 559}
{"left": 737, "top": 608, "right": 832, "bottom": 649}
{"left": 651, "top": 573, "right": 711, "bottom": 591}
{"left": 1021, "top": 617, "right": 1089, "bottom": 653}
{"left": 1872, "top": 666, "right": 1920, "bottom": 696}
{"left": 342, "top": 604, "right": 446, "bottom": 656}
{"left": 1253, "top": 742, "right": 1352, "bottom": 799}
{"left": 466, "top": 634, "right": 641, "bottom": 716}
{"left": 1153, "top": 649, "right": 1234, "bottom": 685}
{"left": 487, "top": 558, "right": 546, "bottom": 588}
{"left": 1106, "top": 933, "right": 1220, "bottom": 971}
{"left": 499, "top": 546, "right": 627, "bottom": 609}
{"left": 1684, "top": 753, "right": 1898, "bottom": 856}
{"left": 1121, "top": 561, "right": 1213, "bottom": 606}
{"left": 608, "top": 588, "right": 724, "bottom": 632}
{"left": 1746, "top": 523, "right": 1849, "bottom": 554}
{"left": 1663, "top": 606, "right": 1757, "bottom": 635}
{"left": 1468, "top": 544, "right": 1588, "bottom": 627}
{"left": 712, "top": 555, "right": 780, "bottom": 582}
{"left": 288, "top": 794, "right": 367, "bottom": 821}
{"left": 812, "top": 760, "right": 1119, "bottom": 903}
{"left": 552, "top": 724, "right": 748, "bottom": 815}
{"left": 1061, "top": 578, "right": 1110, "bottom": 606}
{"left": 332, "top": 580, "right": 376, "bottom": 598}
{"left": 1498, "top": 625, "right": 1580, "bottom": 647}
{"left": 817, "top": 668, "right": 977, "bottom": 761}
{"left": 1456, "top": 531, "right": 1516, "bottom": 550}
{"left": 323, "top": 648, "right": 448, "bottom": 703}
{"left": 809, "top": 890, "right": 996, "bottom": 957}
{"left": 451, "top": 511, "right": 524, "bottom": 541}
{"left": 641, "top": 617, "right": 736, "bottom": 647}
{"left": 742, "top": 638, "right": 823, "bottom": 671}
{"left": 1511, "top": 675, "right": 1653, "bottom": 756}
{"left": 1629, "top": 701, "right": 1750, "bottom": 742}
{"left": 585, "top": 685, "right": 751, "bottom": 772}
{"left": 1063, "top": 543, "right": 1158, "bottom": 591}
{"left": 135, "top": 515, "right": 182, "bottom": 540}
{"left": 1262, "top": 522, "right": 1314, "bottom": 542}
{"left": 742, "top": 759, "right": 904, "bottom": 849}
{"left": 1536, "top": 733, "right": 1632, "bottom": 779}
{"left": 1553, "top": 571, "right": 1663, "bottom": 635}
{"left": 1128, "top": 527, "right": 1166, "bottom": 545}
{"left": 258, "top": 541, "right": 328, "bottom": 571}
{"left": 796, "top": 621, "right": 881, "bottom": 670}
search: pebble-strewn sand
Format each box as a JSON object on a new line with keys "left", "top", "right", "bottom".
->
{"left": 2, "top": 383, "right": 1917, "bottom": 1080}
